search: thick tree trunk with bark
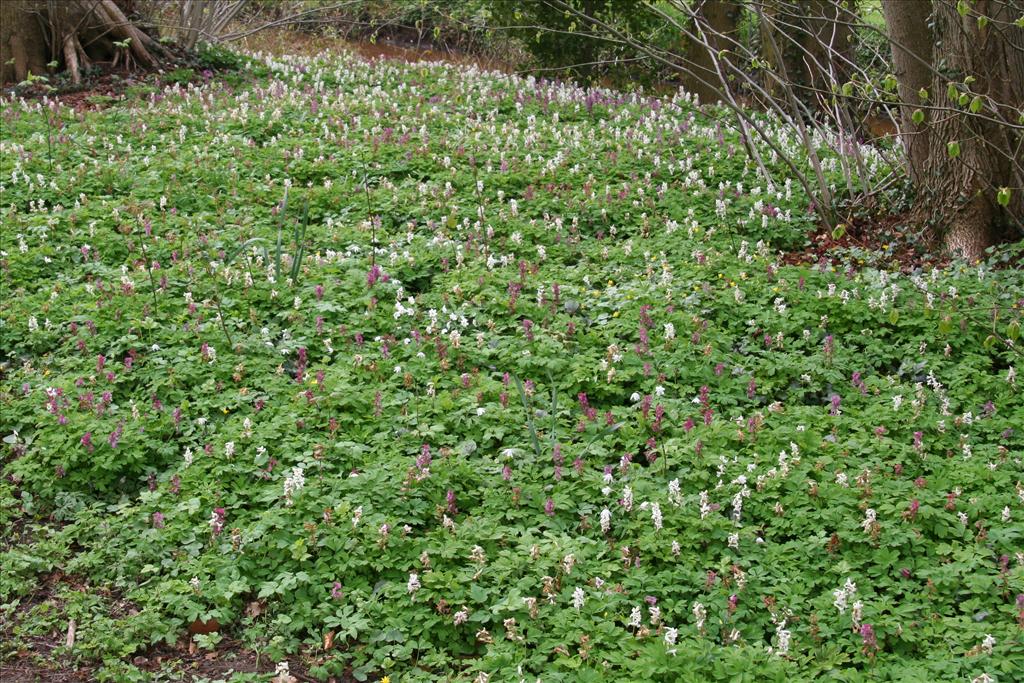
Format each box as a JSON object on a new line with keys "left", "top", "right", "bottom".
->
{"left": 684, "top": 0, "right": 740, "bottom": 104}
{"left": 924, "top": 0, "right": 1024, "bottom": 258}
{"left": 880, "top": 0, "right": 934, "bottom": 186}
{"left": 801, "top": 0, "right": 854, "bottom": 96}
{"left": 1, "top": 1, "right": 49, "bottom": 84}
{"left": 760, "top": 1, "right": 855, "bottom": 104}
{"left": 882, "top": 0, "right": 1023, "bottom": 259}
{"left": 759, "top": 0, "right": 802, "bottom": 98}
{"left": 0, "top": 0, "right": 165, "bottom": 85}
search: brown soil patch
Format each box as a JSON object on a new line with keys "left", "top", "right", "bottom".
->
{"left": 780, "top": 210, "right": 956, "bottom": 272}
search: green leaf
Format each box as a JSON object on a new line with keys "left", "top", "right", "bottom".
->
{"left": 912, "top": 109, "right": 925, "bottom": 125}
{"left": 917, "top": 87, "right": 929, "bottom": 101}
{"left": 969, "top": 96, "right": 983, "bottom": 113}
{"left": 832, "top": 224, "right": 846, "bottom": 240}
{"left": 996, "top": 187, "right": 1011, "bottom": 207}
{"left": 947, "top": 83, "right": 959, "bottom": 100}
{"left": 957, "top": 0, "right": 970, "bottom": 17}
{"left": 958, "top": 92, "right": 970, "bottom": 106}
{"left": 977, "top": 14, "right": 988, "bottom": 29}
{"left": 1007, "top": 321, "right": 1020, "bottom": 341}
{"left": 889, "top": 309, "right": 899, "bottom": 325}
{"left": 947, "top": 141, "right": 961, "bottom": 158}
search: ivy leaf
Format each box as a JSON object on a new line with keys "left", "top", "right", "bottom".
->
{"left": 947, "top": 83, "right": 959, "bottom": 100}
{"left": 912, "top": 109, "right": 925, "bottom": 125}
{"left": 918, "top": 87, "right": 929, "bottom": 100}
{"left": 947, "top": 141, "right": 961, "bottom": 158}
{"left": 969, "top": 96, "right": 983, "bottom": 113}
{"left": 996, "top": 187, "right": 1011, "bottom": 207}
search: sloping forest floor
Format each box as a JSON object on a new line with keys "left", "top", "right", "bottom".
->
{"left": 1, "top": 40, "right": 1022, "bottom": 683}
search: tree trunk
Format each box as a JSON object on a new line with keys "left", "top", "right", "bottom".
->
{"left": 759, "top": 0, "right": 803, "bottom": 98}
{"left": 63, "top": 32, "right": 81, "bottom": 84}
{"left": 1, "top": 0, "right": 167, "bottom": 85}
{"left": 802, "top": 0, "right": 855, "bottom": 96}
{"left": 1, "top": 0, "right": 49, "bottom": 84}
{"left": 880, "top": 0, "right": 934, "bottom": 186}
{"left": 924, "top": 0, "right": 1024, "bottom": 258}
{"left": 761, "top": 1, "right": 855, "bottom": 105}
{"left": 884, "top": 0, "right": 1023, "bottom": 259}
{"left": 92, "top": 0, "right": 159, "bottom": 67}
{"left": 684, "top": 0, "right": 740, "bottom": 104}
{"left": 179, "top": 0, "right": 208, "bottom": 52}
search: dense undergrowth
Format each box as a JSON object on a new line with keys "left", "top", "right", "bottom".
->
{"left": 1, "top": 47, "right": 1022, "bottom": 682}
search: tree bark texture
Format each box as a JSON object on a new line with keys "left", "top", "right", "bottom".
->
{"left": 925, "top": 0, "right": 1024, "bottom": 257}
{"left": 884, "top": 0, "right": 1023, "bottom": 258}
{"left": 758, "top": 1, "right": 856, "bottom": 108}
{"left": 880, "top": 0, "right": 934, "bottom": 186}
{"left": 1, "top": 0, "right": 49, "bottom": 83}
{"left": 1, "top": 0, "right": 164, "bottom": 84}
{"left": 684, "top": 0, "right": 740, "bottom": 104}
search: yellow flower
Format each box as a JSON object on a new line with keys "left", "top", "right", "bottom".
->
{"left": 381, "top": 677, "right": 391, "bottom": 683}
{"left": 222, "top": 407, "right": 229, "bottom": 414}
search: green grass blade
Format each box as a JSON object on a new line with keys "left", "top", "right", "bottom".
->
{"left": 547, "top": 370, "right": 558, "bottom": 447}
{"left": 274, "top": 186, "right": 288, "bottom": 282}
{"left": 513, "top": 374, "right": 541, "bottom": 459}
{"left": 290, "top": 198, "right": 310, "bottom": 284}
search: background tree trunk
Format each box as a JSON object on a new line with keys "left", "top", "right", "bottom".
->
{"left": 1, "top": 0, "right": 49, "bottom": 84}
{"left": 761, "top": 0, "right": 854, "bottom": 104}
{"left": 801, "top": 0, "right": 854, "bottom": 96}
{"left": 684, "top": 0, "right": 740, "bottom": 104}
{"left": 1, "top": 0, "right": 166, "bottom": 84}
{"left": 884, "top": 0, "right": 1023, "bottom": 258}
{"left": 922, "top": 0, "right": 1024, "bottom": 258}
{"left": 880, "top": 0, "right": 933, "bottom": 185}
{"left": 760, "top": 0, "right": 804, "bottom": 98}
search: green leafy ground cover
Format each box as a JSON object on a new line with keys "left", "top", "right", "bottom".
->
{"left": 1, "top": 49, "right": 1022, "bottom": 682}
